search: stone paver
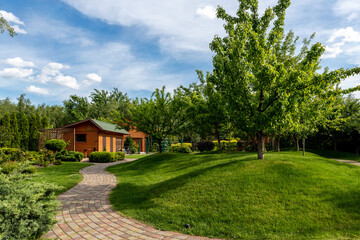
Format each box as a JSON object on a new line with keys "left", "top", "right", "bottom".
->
{"left": 45, "top": 160, "right": 218, "bottom": 240}
{"left": 334, "top": 159, "right": 360, "bottom": 166}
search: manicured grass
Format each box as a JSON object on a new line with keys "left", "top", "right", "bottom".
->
{"left": 107, "top": 151, "right": 360, "bottom": 240}
{"left": 125, "top": 154, "right": 149, "bottom": 159}
{"left": 31, "top": 162, "right": 92, "bottom": 195}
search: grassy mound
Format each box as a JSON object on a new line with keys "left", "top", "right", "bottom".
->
{"left": 107, "top": 151, "right": 360, "bottom": 240}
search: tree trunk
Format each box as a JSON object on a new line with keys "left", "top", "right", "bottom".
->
{"left": 295, "top": 136, "right": 299, "bottom": 152}
{"left": 272, "top": 138, "right": 276, "bottom": 151}
{"left": 158, "top": 139, "right": 163, "bottom": 153}
{"left": 217, "top": 138, "right": 222, "bottom": 151}
{"left": 302, "top": 137, "right": 305, "bottom": 156}
{"left": 257, "top": 132, "right": 265, "bottom": 160}
{"left": 275, "top": 135, "right": 280, "bottom": 152}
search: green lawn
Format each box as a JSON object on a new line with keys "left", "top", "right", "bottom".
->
{"left": 31, "top": 162, "right": 92, "bottom": 195}
{"left": 125, "top": 154, "right": 149, "bottom": 159}
{"left": 107, "top": 151, "right": 360, "bottom": 240}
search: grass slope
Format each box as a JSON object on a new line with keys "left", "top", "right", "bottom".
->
{"left": 31, "top": 162, "right": 92, "bottom": 195}
{"left": 107, "top": 151, "right": 360, "bottom": 240}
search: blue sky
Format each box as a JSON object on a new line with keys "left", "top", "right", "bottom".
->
{"left": 0, "top": 0, "right": 359, "bottom": 105}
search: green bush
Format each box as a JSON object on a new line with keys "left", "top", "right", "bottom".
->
{"left": 150, "top": 142, "right": 159, "bottom": 152}
{"left": 110, "top": 152, "right": 125, "bottom": 161}
{"left": 169, "top": 145, "right": 192, "bottom": 153}
{"left": 55, "top": 150, "right": 84, "bottom": 162}
{"left": 1, "top": 148, "right": 19, "bottom": 155}
{"left": 44, "top": 139, "right": 67, "bottom": 152}
{"left": 0, "top": 173, "right": 60, "bottom": 240}
{"left": 35, "top": 150, "right": 60, "bottom": 166}
{"left": 196, "top": 141, "right": 215, "bottom": 152}
{"left": 89, "top": 151, "right": 112, "bottom": 163}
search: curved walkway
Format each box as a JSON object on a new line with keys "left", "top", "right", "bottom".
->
{"left": 45, "top": 160, "right": 216, "bottom": 240}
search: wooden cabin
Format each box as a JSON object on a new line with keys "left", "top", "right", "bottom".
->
{"left": 39, "top": 118, "right": 148, "bottom": 157}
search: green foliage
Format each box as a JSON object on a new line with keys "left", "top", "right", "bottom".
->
{"left": 123, "top": 86, "right": 188, "bottom": 153}
{"left": 55, "top": 150, "right": 84, "bottom": 162}
{"left": 110, "top": 151, "right": 125, "bottom": 161}
{"left": 45, "top": 139, "right": 67, "bottom": 152}
{"left": 149, "top": 142, "right": 159, "bottom": 152}
{"left": 28, "top": 113, "right": 39, "bottom": 151}
{"left": 0, "top": 12, "right": 16, "bottom": 37}
{"left": 19, "top": 114, "right": 29, "bottom": 150}
{"left": 89, "top": 151, "right": 113, "bottom": 163}
{"left": 169, "top": 145, "right": 192, "bottom": 153}
{"left": 202, "top": 0, "right": 360, "bottom": 159}
{"left": 10, "top": 111, "right": 20, "bottom": 148}
{"left": 195, "top": 141, "right": 215, "bottom": 152}
{"left": 124, "top": 136, "right": 134, "bottom": 148}
{"left": 35, "top": 150, "right": 60, "bottom": 166}
{"left": 0, "top": 173, "right": 59, "bottom": 240}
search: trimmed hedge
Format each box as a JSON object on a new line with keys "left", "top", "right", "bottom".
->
{"left": 110, "top": 152, "right": 125, "bottom": 161}
{"left": 169, "top": 145, "right": 192, "bottom": 153}
{"left": 45, "top": 139, "right": 67, "bottom": 152}
{"left": 89, "top": 151, "right": 125, "bottom": 163}
{"left": 56, "top": 150, "right": 84, "bottom": 162}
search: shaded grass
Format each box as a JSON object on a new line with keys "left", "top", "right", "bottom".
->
{"left": 307, "top": 149, "right": 360, "bottom": 161}
{"left": 30, "top": 162, "right": 92, "bottom": 195}
{"left": 107, "top": 151, "right": 360, "bottom": 240}
{"left": 125, "top": 154, "right": 148, "bottom": 159}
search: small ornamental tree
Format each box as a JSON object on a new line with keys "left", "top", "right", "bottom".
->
{"left": 45, "top": 139, "right": 67, "bottom": 152}
{"left": 204, "top": 0, "right": 360, "bottom": 159}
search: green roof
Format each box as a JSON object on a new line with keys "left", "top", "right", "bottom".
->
{"left": 91, "top": 119, "right": 129, "bottom": 135}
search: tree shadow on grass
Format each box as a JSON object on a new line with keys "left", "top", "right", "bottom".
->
{"left": 109, "top": 156, "right": 254, "bottom": 212}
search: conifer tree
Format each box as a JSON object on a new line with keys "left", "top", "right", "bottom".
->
{"left": 20, "top": 114, "right": 29, "bottom": 150}
{"left": 28, "top": 113, "right": 39, "bottom": 151}
{"left": 1, "top": 113, "right": 11, "bottom": 147}
{"left": 10, "top": 111, "right": 20, "bottom": 148}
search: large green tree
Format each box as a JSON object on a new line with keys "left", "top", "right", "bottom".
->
{"left": 205, "top": 0, "right": 360, "bottom": 159}
{"left": 19, "top": 114, "right": 29, "bottom": 150}
{"left": 123, "top": 86, "right": 188, "bottom": 153}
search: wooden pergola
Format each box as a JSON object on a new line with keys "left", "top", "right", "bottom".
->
{"left": 38, "top": 128, "right": 75, "bottom": 151}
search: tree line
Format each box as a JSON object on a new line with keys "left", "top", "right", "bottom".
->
{"left": 1, "top": 0, "right": 360, "bottom": 159}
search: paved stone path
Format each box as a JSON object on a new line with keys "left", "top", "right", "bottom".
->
{"left": 45, "top": 160, "right": 216, "bottom": 240}
{"left": 334, "top": 159, "right": 360, "bottom": 166}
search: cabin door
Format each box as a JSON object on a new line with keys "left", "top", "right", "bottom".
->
{"left": 116, "top": 138, "right": 122, "bottom": 152}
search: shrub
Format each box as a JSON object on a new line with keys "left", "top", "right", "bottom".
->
{"left": 56, "top": 150, "right": 84, "bottom": 162}
{"left": 0, "top": 161, "right": 18, "bottom": 174}
{"left": 150, "top": 142, "right": 159, "bottom": 152}
{"left": 45, "top": 139, "right": 67, "bottom": 152}
{"left": 130, "top": 146, "right": 138, "bottom": 154}
{"left": 196, "top": 141, "right": 215, "bottom": 152}
{"left": 169, "top": 145, "right": 192, "bottom": 153}
{"left": 110, "top": 152, "right": 125, "bottom": 161}
{"left": 89, "top": 151, "right": 112, "bottom": 163}
{"left": 1, "top": 148, "right": 19, "bottom": 155}
{"left": 0, "top": 173, "right": 60, "bottom": 240}
{"left": 35, "top": 150, "right": 60, "bottom": 166}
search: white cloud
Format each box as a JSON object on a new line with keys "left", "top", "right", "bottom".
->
{"left": 323, "top": 43, "right": 344, "bottom": 59}
{"left": 12, "top": 25, "right": 27, "bottom": 34}
{"left": 37, "top": 62, "right": 70, "bottom": 83}
{"left": 54, "top": 75, "right": 79, "bottom": 89}
{"left": 84, "top": 73, "right": 102, "bottom": 85}
{"left": 60, "top": 0, "right": 231, "bottom": 58}
{"left": 334, "top": 0, "right": 360, "bottom": 21}
{"left": 0, "top": 10, "right": 24, "bottom": 25}
{"left": 0, "top": 68, "right": 33, "bottom": 78}
{"left": 328, "top": 27, "right": 360, "bottom": 43}
{"left": 196, "top": 5, "right": 217, "bottom": 20}
{"left": 0, "top": 10, "right": 27, "bottom": 34}
{"left": 2, "top": 57, "right": 34, "bottom": 67}
{"left": 26, "top": 85, "right": 49, "bottom": 95}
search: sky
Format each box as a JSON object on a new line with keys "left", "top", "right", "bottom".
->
{"left": 0, "top": 0, "right": 359, "bottom": 105}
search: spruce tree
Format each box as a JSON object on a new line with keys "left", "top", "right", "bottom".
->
{"left": 10, "top": 111, "right": 20, "bottom": 148}
{"left": 41, "top": 115, "right": 49, "bottom": 129}
{"left": 28, "top": 113, "right": 39, "bottom": 151}
{"left": 1, "top": 113, "right": 11, "bottom": 147}
{"left": 20, "top": 114, "right": 29, "bottom": 150}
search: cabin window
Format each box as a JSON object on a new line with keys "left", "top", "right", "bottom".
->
{"left": 76, "top": 134, "right": 86, "bottom": 143}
